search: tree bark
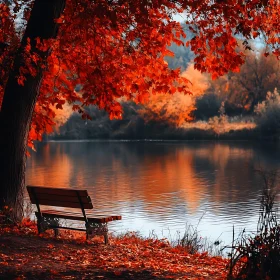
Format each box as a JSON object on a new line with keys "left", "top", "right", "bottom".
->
{"left": 0, "top": 0, "right": 66, "bottom": 220}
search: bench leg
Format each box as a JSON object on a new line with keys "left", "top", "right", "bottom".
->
{"left": 53, "top": 228, "right": 59, "bottom": 237}
{"left": 37, "top": 217, "right": 48, "bottom": 234}
{"left": 36, "top": 215, "right": 59, "bottom": 235}
{"left": 37, "top": 221, "right": 43, "bottom": 234}
{"left": 86, "top": 222, "right": 109, "bottom": 244}
{"left": 104, "top": 233, "right": 109, "bottom": 245}
{"left": 36, "top": 213, "right": 44, "bottom": 234}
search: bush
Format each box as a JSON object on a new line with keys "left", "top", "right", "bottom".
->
{"left": 194, "top": 93, "right": 222, "bottom": 120}
{"left": 228, "top": 170, "right": 280, "bottom": 280}
{"left": 254, "top": 89, "right": 280, "bottom": 139}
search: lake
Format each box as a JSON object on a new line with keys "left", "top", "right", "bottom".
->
{"left": 26, "top": 140, "right": 280, "bottom": 246}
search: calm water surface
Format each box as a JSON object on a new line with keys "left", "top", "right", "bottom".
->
{"left": 26, "top": 141, "right": 280, "bottom": 245}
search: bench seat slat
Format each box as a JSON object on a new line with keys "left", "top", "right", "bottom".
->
{"left": 29, "top": 194, "right": 92, "bottom": 209}
{"left": 37, "top": 210, "right": 122, "bottom": 223}
{"left": 27, "top": 186, "right": 89, "bottom": 198}
{"left": 28, "top": 193, "right": 92, "bottom": 205}
{"left": 32, "top": 199, "right": 93, "bottom": 209}
{"left": 27, "top": 185, "right": 93, "bottom": 209}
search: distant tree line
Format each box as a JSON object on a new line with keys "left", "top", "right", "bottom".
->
{"left": 50, "top": 26, "right": 280, "bottom": 141}
{"left": 197, "top": 49, "right": 280, "bottom": 118}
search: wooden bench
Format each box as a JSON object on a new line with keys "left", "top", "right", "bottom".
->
{"left": 27, "top": 185, "right": 121, "bottom": 244}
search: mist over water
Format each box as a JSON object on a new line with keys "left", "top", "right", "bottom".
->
{"left": 26, "top": 140, "right": 280, "bottom": 245}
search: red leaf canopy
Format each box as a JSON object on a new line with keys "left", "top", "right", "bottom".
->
{"left": 0, "top": 0, "right": 279, "bottom": 147}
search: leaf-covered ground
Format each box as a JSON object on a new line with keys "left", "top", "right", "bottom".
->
{"left": 0, "top": 220, "right": 228, "bottom": 279}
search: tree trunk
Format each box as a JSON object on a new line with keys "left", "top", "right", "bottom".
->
{"left": 0, "top": 0, "right": 66, "bottom": 220}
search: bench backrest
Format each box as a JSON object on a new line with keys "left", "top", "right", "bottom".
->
{"left": 27, "top": 185, "right": 93, "bottom": 209}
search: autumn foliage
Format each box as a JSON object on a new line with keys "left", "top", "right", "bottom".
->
{"left": 1, "top": 0, "right": 279, "bottom": 150}
{"left": 0, "top": 218, "right": 228, "bottom": 279}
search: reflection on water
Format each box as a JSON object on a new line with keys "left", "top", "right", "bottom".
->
{"left": 26, "top": 141, "right": 280, "bottom": 244}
